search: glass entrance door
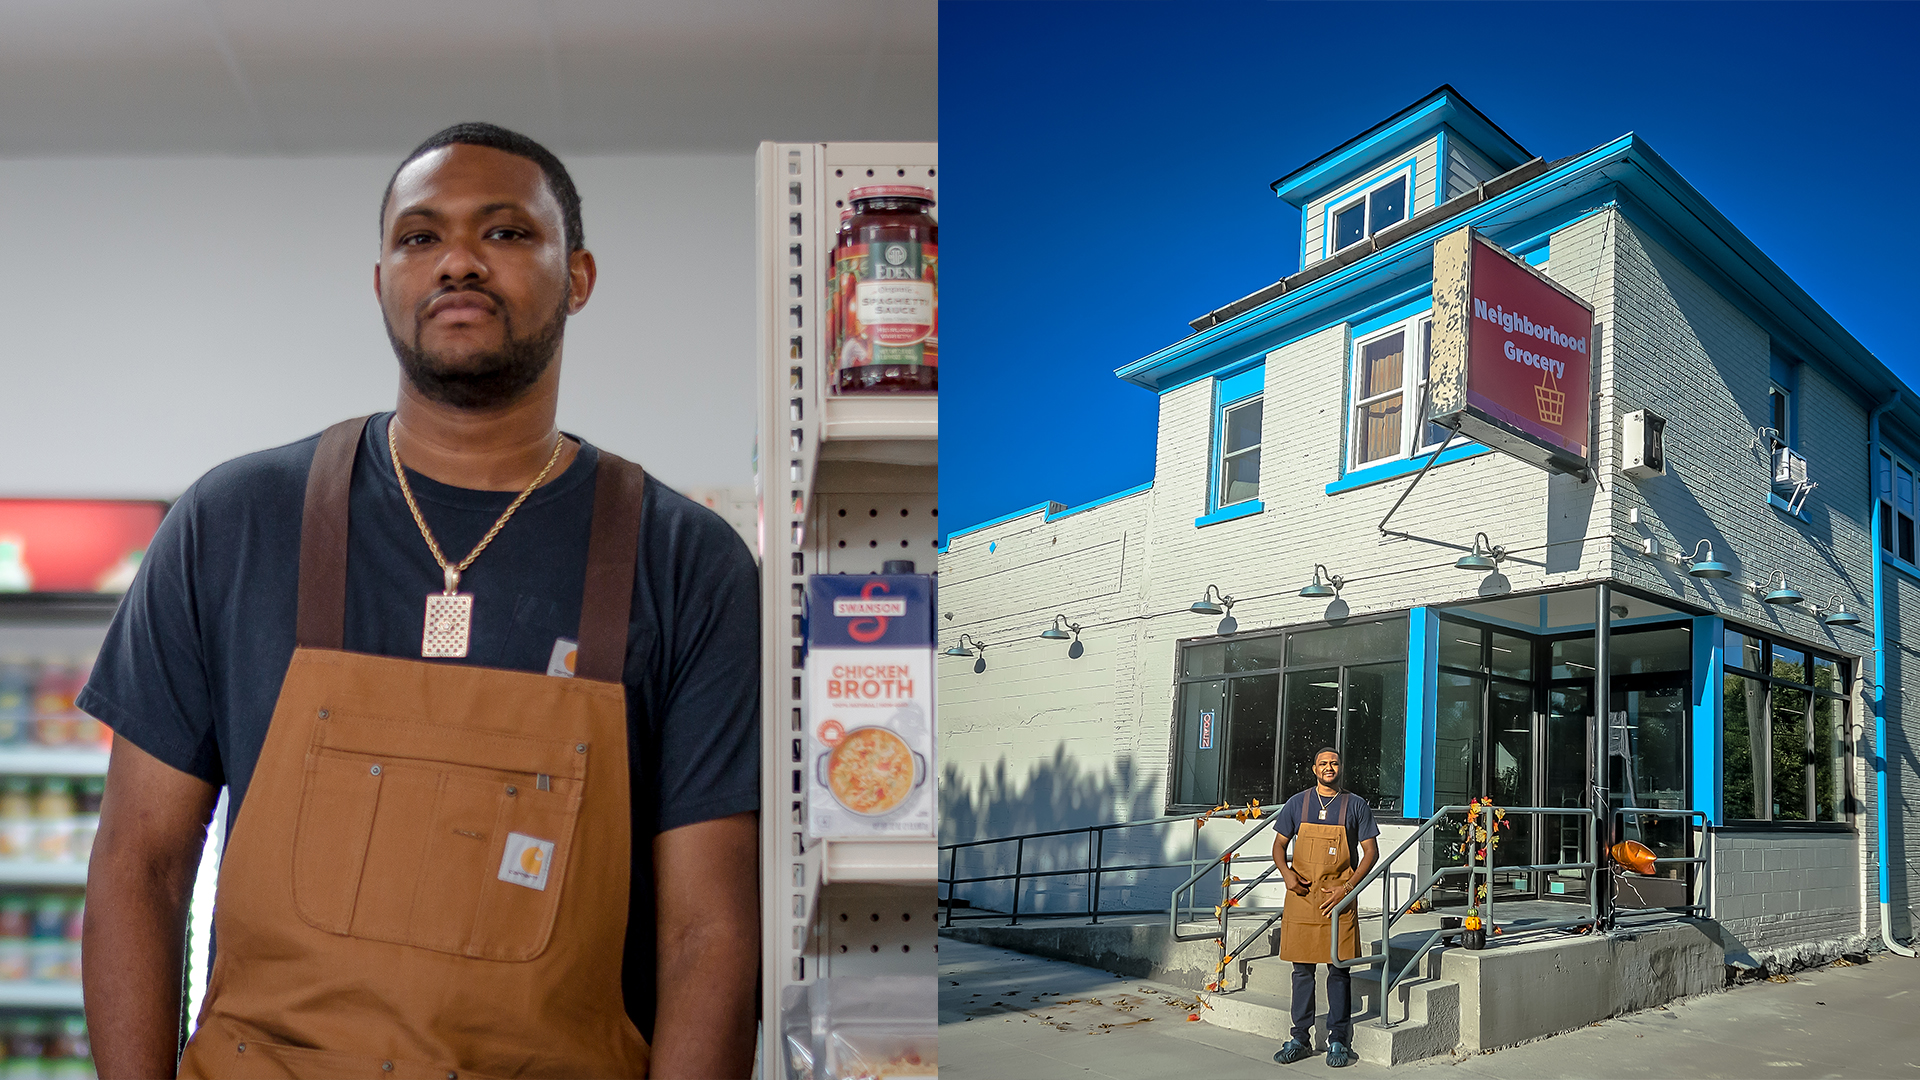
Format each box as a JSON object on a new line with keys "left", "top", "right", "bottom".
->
{"left": 1433, "top": 620, "right": 1538, "bottom": 903}
{"left": 1609, "top": 678, "right": 1691, "bottom": 891}
{"left": 1542, "top": 686, "right": 1591, "bottom": 901}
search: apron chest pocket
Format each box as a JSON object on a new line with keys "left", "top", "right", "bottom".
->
{"left": 291, "top": 714, "right": 589, "bottom": 962}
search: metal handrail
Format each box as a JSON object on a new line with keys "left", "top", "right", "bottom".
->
{"left": 939, "top": 809, "right": 1275, "bottom": 927}
{"left": 1167, "top": 810, "right": 1282, "bottom": 941}
{"left": 1323, "top": 804, "right": 1603, "bottom": 1027}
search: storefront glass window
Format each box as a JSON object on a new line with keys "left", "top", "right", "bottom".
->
{"left": 1172, "top": 617, "right": 1407, "bottom": 814}
{"left": 1610, "top": 627, "right": 1689, "bottom": 675}
{"left": 1183, "top": 643, "right": 1225, "bottom": 678}
{"left": 1287, "top": 620, "right": 1404, "bottom": 667}
{"left": 1550, "top": 635, "right": 1595, "bottom": 679}
{"left": 1718, "top": 629, "right": 1850, "bottom": 824}
{"left": 1490, "top": 631, "right": 1532, "bottom": 680}
{"left": 1433, "top": 671, "right": 1482, "bottom": 811}
{"left": 1174, "top": 680, "right": 1224, "bottom": 807}
{"left": 1722, "top": 674, "right": 1768, "bottom": 820}
{"left": 1343, "top": 662, "right": 1407, "bottom": 816}
{"left": 1771, "top": 681, "right": 1809, "bottom": 820}
{"left": 1281, "top": 669, "right": 1339, "bottom": 799}
{"left": 1224, "top": 635, "right": 1284, "bottom": 674}
{"left": 1439, "top": 625, "right": 1483, "bottom": 672}
{"left": 1223, "top": 674, "right": 1280, "bottom": 806}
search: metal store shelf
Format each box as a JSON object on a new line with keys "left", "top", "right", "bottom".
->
{"left": 757, "top": 140, "right": 939, "bottom": 1075}
{"left": 821, "top": 838, "right": 938, "bottom": 885}
{"left": 0, "top": 981, "right": 84, "bottom": 1009}
{"left": 0, "top": 748, "right": 109, "bottom": 776}
{"left": 0, "top": 863, "right": 88, "bottom": 886}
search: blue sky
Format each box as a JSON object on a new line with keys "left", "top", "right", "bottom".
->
{"left": 937, "top": 0, "right": 1920, "bottom": 540}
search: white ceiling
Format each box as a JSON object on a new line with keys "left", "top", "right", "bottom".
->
{"left": 0, "top": 0, "right": 937, "bottom": 156}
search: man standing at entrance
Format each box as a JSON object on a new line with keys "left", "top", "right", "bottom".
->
{"left": 81, "top": 124, "right": 759, "bottom": 1077}
{"left": 1271, "top": 748, "right": 1379, "bottom": 1069}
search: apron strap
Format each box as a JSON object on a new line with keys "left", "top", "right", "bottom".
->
{"left": 575, "top": 450, "right": 647, "bottom": 683}
{"left": 296, "top": 416, "right": 372, "bottom": 650}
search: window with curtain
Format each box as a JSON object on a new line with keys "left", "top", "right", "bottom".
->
{"left": 1351, "top": 316, "right": 1443, "bottom": 468}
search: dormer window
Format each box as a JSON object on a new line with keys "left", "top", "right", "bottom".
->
{"left": 1332, "top": 173, "right": 1409, "bottom": 252}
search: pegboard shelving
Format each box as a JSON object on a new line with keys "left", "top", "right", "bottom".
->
{"left": 755, "top": 140, "right": 938, "bottom": 1078}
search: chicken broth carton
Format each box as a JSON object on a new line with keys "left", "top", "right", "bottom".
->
{"left": 805, "top": 575, "right": 933, "bottom": 838}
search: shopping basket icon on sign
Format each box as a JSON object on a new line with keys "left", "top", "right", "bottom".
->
{"left": 1535, "top": 371, "right": 1566, "bottom": 426}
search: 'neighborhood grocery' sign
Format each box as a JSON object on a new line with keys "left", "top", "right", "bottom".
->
{"left": 1427, "top": 227, "right": 1595, "bottom": 478}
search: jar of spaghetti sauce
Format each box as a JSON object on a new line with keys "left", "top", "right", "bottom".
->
{"left": 834, "top": 186, "right": 936, "bottom": 393}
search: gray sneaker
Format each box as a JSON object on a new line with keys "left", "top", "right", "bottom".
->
{"left": 1326, "top": 1040, "right": 1356, "bottom": 1068}
{"left": 1273, "top": 1037, "right": 1313, "bottom": 1065}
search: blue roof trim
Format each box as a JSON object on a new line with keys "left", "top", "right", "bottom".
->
{"left": 1122, "top": 135, "right": 1920, "bottom": 443}
{"left": 1046, "top": 481, "right": 1154, "bottom": 524}
{"left": 942, "top": 499, "right": 1063, "bottom": 546}
{"left": 1117, "top": 136, "right": 1636, "bottom": 392}
{"left": 1273, "top": 86, "right": 1530, "bottom": 208}
{"left": 941, "top": 482, "right": 1154, "bottom": 549}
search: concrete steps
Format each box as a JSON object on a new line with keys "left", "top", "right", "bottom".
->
{"left": 1204, "top": 945, "right": 1460, "bottom": 1066}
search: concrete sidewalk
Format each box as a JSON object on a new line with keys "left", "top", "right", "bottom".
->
{"left": 940, "top": 935, "right": 1920, "bottom": 1078}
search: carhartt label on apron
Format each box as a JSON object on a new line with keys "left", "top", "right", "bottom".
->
{"left": 548, "top": 637, "right": 579, "bottom": 678}
{"left": 498, "top": 832, "right": 557, "bottom": 890}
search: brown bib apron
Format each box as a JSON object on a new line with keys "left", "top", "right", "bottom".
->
{"left": 179, "top": 416, "right": 652, "bottom": 1079}
{"left": 1277, "top": 793, "right": 1361, "bottom": 964}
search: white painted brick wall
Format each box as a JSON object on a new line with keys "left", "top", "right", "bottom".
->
{"left": 940, "top": 206, "right": 1896, "bottom": 937}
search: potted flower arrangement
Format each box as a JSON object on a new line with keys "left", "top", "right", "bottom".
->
{"left": 1446, "top": 797, "right": 1510, "bottom": 949}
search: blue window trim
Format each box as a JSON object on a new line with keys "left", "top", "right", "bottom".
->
{"left": 1325, "top": 444, "right": 1492, "bottom": 496}
{"left": 1767, "top": 492, "right": 1809, "bottom": 522}
{"left": 1320, "top": 158, "right": 1417, "bottom": 261}
{"left": 1884, "top": 550, "right": 1920, "bottom": 583}
{"left": 1691, "top": 616, "right": 1724, "bottom": 827}
{"left": 1205, "top": 364, "right": 1265, "bottom": 520}
{"left": 1194, "top": 499, "right": 1265, "bottom": 528}
{"left": 1405, "top": 608, "right": 1440, "bottom": 818}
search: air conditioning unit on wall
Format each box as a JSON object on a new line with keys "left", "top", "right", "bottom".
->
{"left": 1621, "top": 410, "right": 1665, "bottom": 480}
{"left": 1773, "top": 447, "right": 1809, "bottom": 490}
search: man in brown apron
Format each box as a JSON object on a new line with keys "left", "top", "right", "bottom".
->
{"left": 1271, "top": 748, "right": 1379, "bottom": 1069}
{"left": 81, "top": 125, "right": 759, "bottom": 1077}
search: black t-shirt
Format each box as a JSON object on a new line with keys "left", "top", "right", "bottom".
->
{"left": 77, "top": 413, "right": 760, "bottom": 1040}
{"left": 1271, "top": 790, "right": 1380, "bottom": 872}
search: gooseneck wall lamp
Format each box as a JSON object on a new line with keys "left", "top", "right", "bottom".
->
{"left": 941, "top": 634, "right": 980, "bottom": 657}
{"left": 1190, "top": 585, "right": 1234, "bottom": 616}
{"left": 1760, "top": 570, "right": 1804, "bottom": 606}
{"left": 1817, "top": 598, "right": 1863, "bottom": 627}
{"left": 943, "top": 634, "right": 988, "bottom": 673}
{"left": 1039, "top": 615, "right": 1086, "bottom": 658}
{"left": 1684, "top": 540, "right": 1732, "bottom": 578}
{"left": 1299, "top": 565, "right": 1344, "bottom": 598}
{"left": 1455, "top": 533, "right": 1505, "bottom": 572}
{"left": 1039, "top": 615, "right": 1080, "bottom": 641}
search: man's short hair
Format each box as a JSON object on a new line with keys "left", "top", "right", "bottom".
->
{"left": 1315, "top": 747, "right": 1339, "bottom": 762}
{"left": 379, "top": 122, "right": 585, "bottom": 252}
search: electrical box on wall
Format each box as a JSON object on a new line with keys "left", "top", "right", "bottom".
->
{"left": 1621, "top": 409, "right": 1666, "bottom": 479}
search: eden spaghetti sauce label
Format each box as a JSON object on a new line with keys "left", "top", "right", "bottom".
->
{"left": 836, "top": 241, "right": 938, "bottom": 371}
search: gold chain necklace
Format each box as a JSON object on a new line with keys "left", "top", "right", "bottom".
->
{"left": 388, "top": 419, "right": 566, "bottom": 657}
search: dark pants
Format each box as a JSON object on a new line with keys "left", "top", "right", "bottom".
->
{"left": 1290, "top": 962, "right": 1352, "bottom": 1044}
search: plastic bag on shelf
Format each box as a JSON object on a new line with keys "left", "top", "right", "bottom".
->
{"left": 802, "top": 976, "right": 936, "bottom": 1080}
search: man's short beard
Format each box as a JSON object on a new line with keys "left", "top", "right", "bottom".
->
{"left": 389, "top": 289, "right": 569, "bottom": 410}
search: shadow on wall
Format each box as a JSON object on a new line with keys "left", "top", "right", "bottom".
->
{"left": 939, "top": 747, "right": 1268, "bottom": 919}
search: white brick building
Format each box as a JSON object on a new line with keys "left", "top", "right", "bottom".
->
{"left": 938, "top": 86, "right": 1914, "bottom": 963}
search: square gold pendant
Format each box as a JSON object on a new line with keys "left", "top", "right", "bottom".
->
{"left": 423, "top": 592, "right": 474, "bottom": 658}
